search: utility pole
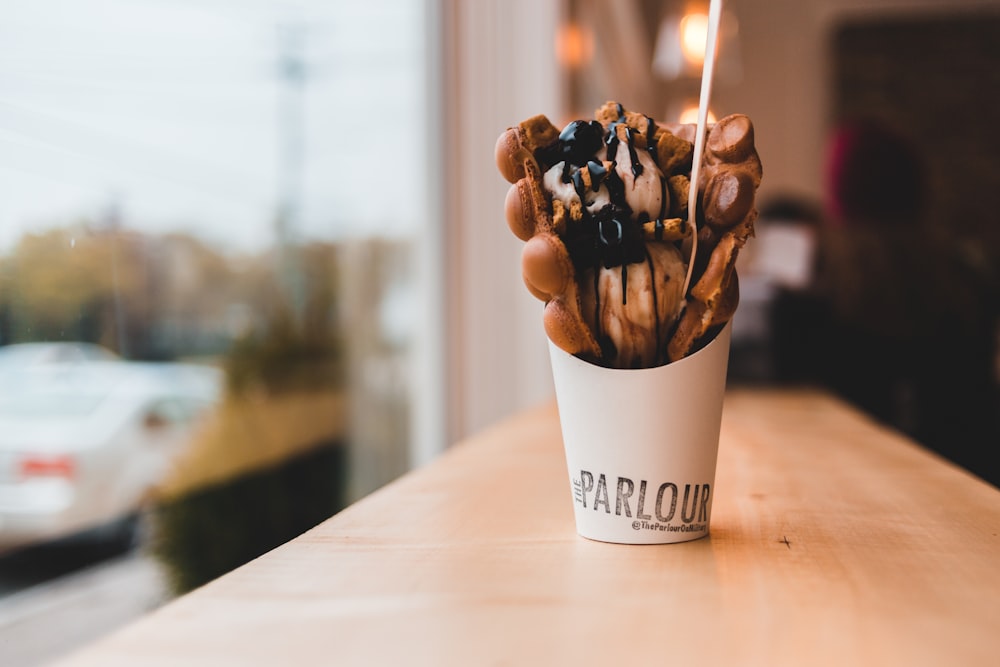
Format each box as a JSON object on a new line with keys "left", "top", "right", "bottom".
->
{"left": 276, "top": 21, "right": 307, "bottom": 325}
{"left": 105, "top": 196, "right": 129, "bottom": 357}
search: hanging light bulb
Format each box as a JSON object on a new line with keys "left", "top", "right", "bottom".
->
{"left": 679, "top": 12, "right": 709, "bottom": 67}
{"left": 555, "top": 21, "right": 594, "bottom": 70}
{"left": 652, "top": 3, "right": 741, "bottom": 82}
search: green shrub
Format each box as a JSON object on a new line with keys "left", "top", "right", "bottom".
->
{"left": 224, "top": 312, "right": 344, "bottom": 398}
{"left": 151, "top": 439, "right": 347, "bottom": 594}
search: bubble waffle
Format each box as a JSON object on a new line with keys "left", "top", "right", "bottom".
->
{"left": 496, "top": 102, "right": 762, "bottom": 367}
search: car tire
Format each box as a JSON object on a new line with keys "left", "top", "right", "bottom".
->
{"left": 96, "top": 512, "right": 146, "bottom": 554}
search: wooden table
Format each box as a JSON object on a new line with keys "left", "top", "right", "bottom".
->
{"left": 57, "top": 389, "right": 1000, "bottom": 666}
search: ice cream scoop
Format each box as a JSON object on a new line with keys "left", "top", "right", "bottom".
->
{"left": 580, "top": 242, "right": 687, "bottom": 368}
{"left": 537, "top": 105, "right": 694, "bottom": 367}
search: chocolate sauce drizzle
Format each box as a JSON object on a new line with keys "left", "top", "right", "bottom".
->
{"left": 540, "top": 104, "right": 679, "bottom": 365}
{"left": 645, "top": 116, "right": 659, "bottom": 163}
{"left": 605, "top": 104, "right": 643, "bottom": 180}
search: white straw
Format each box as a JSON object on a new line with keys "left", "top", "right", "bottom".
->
{"left": 682, "top": 0, "right": 723, "bottom": 298}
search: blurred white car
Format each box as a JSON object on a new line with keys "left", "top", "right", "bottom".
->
{"left": 0, "top": 347, "right": 222, "bottom": 553}
{"left": 0, "top": 341, "right": 119, "bottom": 368}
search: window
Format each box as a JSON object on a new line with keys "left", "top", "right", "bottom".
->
{"left": 0, "top": 0, "right": 441, "bottom": 582}
{"left": 0, "top": 1, "right": 571, "bottom": 661}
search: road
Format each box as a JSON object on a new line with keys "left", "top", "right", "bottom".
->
{"left": 0, "top": 546, "right": 170, "bottom": 667}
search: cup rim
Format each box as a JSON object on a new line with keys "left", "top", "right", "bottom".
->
{"left": 547, "top": 320, "right": 732, "bottom": 376}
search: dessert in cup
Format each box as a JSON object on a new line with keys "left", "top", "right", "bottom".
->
{"left": 495, "top": 101, "right": 762, "bottom": 543}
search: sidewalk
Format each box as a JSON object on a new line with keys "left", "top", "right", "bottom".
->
{"left": 0, "top": 552, "right": 170, "bottom": 667}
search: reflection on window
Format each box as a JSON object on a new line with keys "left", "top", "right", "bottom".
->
{"left": 0, "top": 0, "right": 436, "bottom": 600}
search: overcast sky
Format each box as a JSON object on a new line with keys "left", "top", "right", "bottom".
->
{"left": 0, "top": 0, "right": 429, "bottom": 254}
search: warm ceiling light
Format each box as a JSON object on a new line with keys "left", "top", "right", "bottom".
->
{"left": 679, "top": 105, "right": 716, "bottom": 125}
{"left": 555, "top": 22, "right": 594, "bottom": 70}
{"left": 679, "top": 12, "right": 709, "bottom": 66}
{"left": 653, "top": 6, "right": 741, "bottom": 82}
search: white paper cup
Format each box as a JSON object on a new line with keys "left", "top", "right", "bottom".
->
{"left": 549, "top": 322, "right": 731, "bottom": 544}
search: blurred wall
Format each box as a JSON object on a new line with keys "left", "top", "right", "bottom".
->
{"left": 447, "top": 0, "right": 998, "bottom": 444}
{"left": 717, "top": 0, "right": 998, "bottom": 206}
